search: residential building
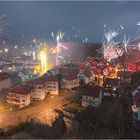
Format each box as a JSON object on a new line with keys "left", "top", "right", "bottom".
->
{"left": 26, "top": 78, "right": 46, "bottom": 100}
{"left": 82, "top": 86, "right": 102, "bottom": 107}
{"left": 103, "top": 78, "right": 120, "bottom": 97}
{"left": 45, "top": 76, "right": 59, "bottom": 95}
{"left": 77, "top": 70, "right": 94, "bottom": 85}
{"left": 61, "top": 74, "right": 79, "bottom": 90}
{"left": 117, "top": 71, "right": 133, "bottom": 83}
{"left": 7, "top": 85, "right": 33, "bottom": 108}
{"left": 0, "top": 73, "right": 12, "bottom": 91}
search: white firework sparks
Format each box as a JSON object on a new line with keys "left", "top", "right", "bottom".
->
{"left": 121, "top": 34, "right": 131, "bottom": 53}
{"left": 52, "top": 30, "right": 67, "bottom": 65}
{"left": 104, "top": 29, "right": 118, "bottom": 43}
{"left": 101, "top": 26, "right": 140, "bottom": 62}
{"left": 137, "top": 22, "right": 140, "bottom": 26}
{"left": 120, "top": 25, "right": 124, "bottom": 30}
{"left": 101, "top": 29, "right": 123, "bottom": 62}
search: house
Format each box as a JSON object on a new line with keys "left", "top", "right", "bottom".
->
{"left": 0, "top": 73, "right": 12, "bottom": 91}
{"left": 117, "top": 71, "right": 133, "bottom": 83}
{"left": 2, "top": 64, "right": 17, "bottom": 73}
{"left": 132, "top": 89, "right": 140, "bottom": 121}
{"left": 61, "top": 74, "right": 79, "bottom": 90}
{"left": 26, "top": 78, "right": 46, "bottom": 100}
{"left": 82, "top": 86, "right": 102, "bottom": 107}
{"left": 103, "top": 78, "right": 121, "bottom": 97}
{"left": 7, "top": 85, "right": 34, "bottom": 108}
{"left": 45, "top": 76, "right": 59, "bottom": 95}
{"left": 77, "top": 70, "right": 94, "bottom": 85}
{"left": 28, "top": 75, "right": 59, "bottom": 96}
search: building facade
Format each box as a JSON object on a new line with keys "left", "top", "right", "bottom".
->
{"left": 26, "top": 78, "right": 46, "bottom": 100}
{"left": 82, "top": 86, "right": 102, "bottom": 107}
{"left": 61, "top": 75, "right": 79, "bottom": 90}
{"left": 45, "top": 76, "right": 59, "bottom": 95}
{"left": 7, "top": 85, "right": 33, "bottom": 108}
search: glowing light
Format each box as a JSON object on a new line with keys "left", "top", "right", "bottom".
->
{"left": 120, "top": 25, "right": 124, "bottom": 30}
{"left": 104, "top": 24, "right": 107, "bottom": 28}
{"left": 33, "top": 51, "right": 36, "bottom": 60}
{"left": 14, "top": 45, "right": 18, "bottom": 49}
{"left": 24, "top": 51, "right": 28, "bottom": 56}
{"left": 4, "top": 48, "right": 8, "bottom": 53}
{"left": 33, "top": 39, "right": 36, "bottom": 44}
{"left": 39, "top": 49, "right": 47, "bottom": 75}
{"left": 35, "top": 42, "right": 54, "bottom": 75}
{"left": 132, "top": 105, "right": 138, "bottom": 112}
{"left": 137, "top": 22, "right": 140, "bottom": 26}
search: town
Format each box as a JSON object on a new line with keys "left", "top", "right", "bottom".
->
{"left": 0, "top": 1, "right": 140, "bottom": 139}
{"left": 0, "top": 44, "right": 139, "bottom": 138}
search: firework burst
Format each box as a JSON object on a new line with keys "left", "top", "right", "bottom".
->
{"left": 51, "top": 30, "right": 68, "bottom": 65}
{"left": 100, "top": 25, "right": 140, "bottom": 62}
{"left": 101, "top": 29, "right": 123, "bottom": 62}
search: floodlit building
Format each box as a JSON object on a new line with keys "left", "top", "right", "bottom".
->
{"left": 7, "top": 85, "right": 33, "bottom": 108}
{"left": 45, "top": 76, "right": 59, "bottom": 95}
{"left": 82, "top": 86, "right": 102, "bottom": 107}
{"left": 117, "top": 71, "right": 133, "bottom": 83}
{"left": 61, "top": 74, "right": 79, "bottom": 90}
{"left": 103, "top": 78, "right": 120, "bottom": 97}
{"left": 0, "top": 73, "right": 12, "bottom": 91}
{"left": 26, "top": 78, "right": 46, "bottom": 100}
{"left": 77, "top": 70, "right": 94, "bottom": 85}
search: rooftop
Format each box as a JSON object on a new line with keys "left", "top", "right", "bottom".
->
{"left": 41, "top": 75, "right": 58, "bottom": 82}
{"left": 117, "top": 71, "right": 133, "bottom": 78}
{"left": 26, "top": 78, "right": 45, "bottom": 86}
{"left": 104, "top": 78, "right": 120, "bottom": 87}
{"left": 82, "top": 86, "right": 101, "bottom": 99}
{"left": 63, "top": 73, "right": 78, "bottom": 80}
{"left": 9, "top": 84, "right": 34, "bottom": 95}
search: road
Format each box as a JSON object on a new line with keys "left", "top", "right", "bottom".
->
{"left": 0, "top": 92, "right": 82, "bottom": 130}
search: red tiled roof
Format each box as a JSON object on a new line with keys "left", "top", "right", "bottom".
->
{"left": 41, "top": 75, "right": 58, "bottom": 82}
{"left": 9, "top": 85, "right": 34, "bottom": 95}
{"left": 82, "top": 86, "right": 101, "bottom": 99}
{"left": 45, "top": 76, "right": 58, "bottom": 82}
{"left": 63, "top": 74, "right": 77, "bottom": 80}
{"left": 26, "top": 78, "right": 45, "bottom": 86}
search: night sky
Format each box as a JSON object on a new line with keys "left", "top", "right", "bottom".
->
{"left": 1, "top": 1, "right": 140, "bottom": 43}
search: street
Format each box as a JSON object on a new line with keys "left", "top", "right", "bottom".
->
{"left": 0, "top": 92, "right": 82, "bottom": 129}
